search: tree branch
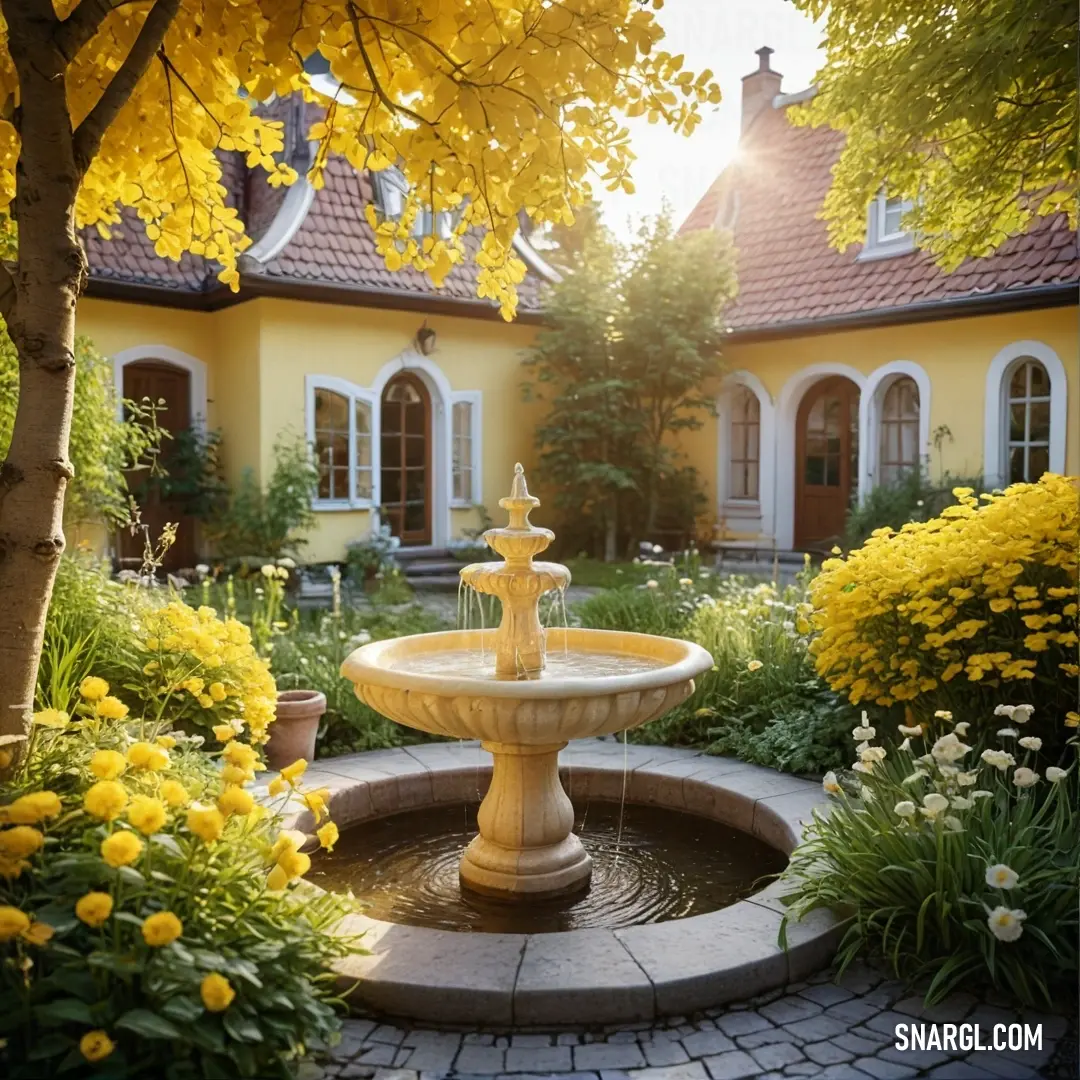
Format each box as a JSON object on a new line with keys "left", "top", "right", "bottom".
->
{"left": 54, "top": 0, "right": 115, "bottom": 63}
{"left": 71, "top": 0, "right": 180, "bottom": 174}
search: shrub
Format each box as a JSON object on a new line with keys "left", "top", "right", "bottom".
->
{"left": 345, "top": 524, "right": 401, "bottom": 584}
{"left": 0, "top": 679, "right": 353, "bottom": 1079}
{"left": 781, "top": 709, "right": 1079, "bottom": 1005}
{"left": 811, "top": 476, "right": 1078, "bottom": 748}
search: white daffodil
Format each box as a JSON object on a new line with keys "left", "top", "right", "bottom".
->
{"left": 920, "top": 792, "right": 949, "bottom": 819}
{"left": 852, "top": 761, "right": 874, "bottom": 775}
{"left": 822, "top": 771, "right": 842, "bottom": 796}
{"left": 934, "top": 709, "right": 953, "bottom": 721}
{"left": 852, "top": 724, "right": 876, "bottom": 742}
{"left": 981, "top": 749, "right": 1016, "bottom": 771}
{"left": 943, "top": 816, "right": 964, "bottom": 832}
{"left": 953, "top": 722, "right": 970, "bottom": 736}
{"left": 987, "top": 906, "right": 1026, "bottom": 943}
{"left": 931, "top": 733, "right": 971, "bottom": 763}
{"left": 893, "top": 800, "right": 916, "bottom": 818}
{"left": 950, "top": 796, "right": 973, "bottom": 810}
{"left": 902, "top": 770, "right": 929, "bottom": 785}
{"left": 985, "top": 864, "right": 1019, "bottom": 890}
{"left": 1012, "top": 705, "right": 1034, "bottom": 724}
{"left": 859, "top": 745, "right": 887, "bottom": 764}
{"left": 1046, "top": 767, "right": 1068, "bottom": 783}
{"left": 899, "top": 738, "right": 912, "bottom": 752}
{"left": 993, "top": 705, "right": 1016, "bottom": 719}
{"left": 898, "top": 723, "right": 924, "bottom": 737}
{"left": 956, "top": 770, "right": 979, "bottom": 787}
{"left": 860, "top": 785, "right": 875, "bottom": 802}
{"left": 645, "top": 580, "right": 659, "bottom": 589}
{"left": 1018, "top": 736, "right": 1042, "bottom": 751}
{"left": 971, "top": 790, "right": 994, "bottom": 800}
{"left": 1012, "top": 767, "right": 1039, "bottom": 788}
{"left": 996, "top": 727, "right": 1019, "bottom": 739}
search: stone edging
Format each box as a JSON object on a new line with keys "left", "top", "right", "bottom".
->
{"left": 261, "top": 739, "right": 840, "bottom": 1027}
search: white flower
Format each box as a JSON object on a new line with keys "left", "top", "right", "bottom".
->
{"left": 953, "top": 722, "right": 970, "bottom": 736}
{"left": 985, "top": 864, "right": 1019, "bottom": 890}
{"left": 679, "top": 577, "right": 694, "bottom": 587}
{"left": 1018, "top": 736, "right": 1042, "bottom": 751}
{"left": 1012, "top": 767, "right": 1039, "bottom": 788}
{"left": 981, "top": 749, "right": 1016, "bottom": 771}
{"left": 938, "top": 764, "right": 959, "bottom": 778}
{"left": 902, "top": 770, "right": 928, "bottom": 785}
{"left": 897, "top": 723, "right": 924, "bottom": 737}
{"left": 822, "top": 771, "right": 842, "bottom": 796}
{"left": 852, "top": 724, "right": 876, "bottom": 742}
{"left": 987, "top": 906, "right": 1026, "bottom": 943}
{"left": 918, "top": 754, "right": 935, "bottom": 765}
{"left": 997, "top": 727, "right": 1019, "bottom": 739}
{"left": 943, "top": 816, "right": 964, "bottom": 832}
{"left": 994, "top": 705, "right": 1016, "bottom": 719}
{"left": 931, "top": 733, "right": 971, "bottom": 763}
{"left": 1046, "top": 767, "right": 1068, "bottom": 783}
{"left": 956, "top": 771, "right": 979, "bottom": 787}
{"left": 1012, "top": 704, "right": 1034, "bottom": 724}
{"left": 899, "top": 738, "right": 912, "bottom": 752}
{"left": 852, "top": 761, "right": 874, "bottom": 775}
{"left": 277, "top": 556, "right": 296, "bottom": 569}
{"left": 860, "top": 785, "right": 875, "bottom": 802}
{"left": 950, "top": 796, "right": 973, "bottom": 810}
{"left": 893, "top": 800, "right": 916, "bottom": 818}
{"left": 933, "top": 710, "right": 953, "bottom": 721}
{"left": 971, "top": 789, "right": 993, "bottom": 800}
{"left": 920, "top": 792, "right": 949, "bottom": 819}
{"left": 652, "top": 544, "right": 663, "bottom": 554}
{"left": 195, "top": 563, "right": 210, "bottom": 575}
{"left": 747, "top": 660, "right": 764, "bottom": 672}
{"left": 645, "top": 580, "right": 659, "bottom": 590}
{"left": 260, "top": 564, "right": 276, "bottom": 578}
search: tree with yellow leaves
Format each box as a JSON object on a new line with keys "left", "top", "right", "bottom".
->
{"left": 0, "top": 0, "right": 719, "bottom": 749}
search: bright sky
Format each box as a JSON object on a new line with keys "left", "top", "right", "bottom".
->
{"left": 594, "top": 0, "right": 825, "bottom": 234}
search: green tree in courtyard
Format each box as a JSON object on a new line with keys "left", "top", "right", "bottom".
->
{"left": 792, "top": 0, "right": 1076, "bottom": 266}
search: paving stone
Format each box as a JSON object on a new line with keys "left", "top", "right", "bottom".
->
{"left": 610, "top": 1031, "right": 642, "bottom": 1044}
{"left": 368, "top": 1025, "right": 408, "bottom": 1046}
{"left": 454, "top": 1046, "right": 506, "bottom": 1074}
{"left": 783, "top": 1016, "right": 849, "bottom": 1042}
{"left": 1019, "top": 1011, "right": 1068, "bottom": 1040}
{"left": 681, "top": 1030, "right": 736, "bottom": 1057}
{"left": 782, "top": 1065, "right": 820, "bottom": 1077}
{"left": 759, "top": 998, "right": 823, "bottom": 1026}
{"left": 509, "top": 1035, "right": 552, "bottom": 1048}
{"left": 814, "top": 1066, "right": 876, "bottom": 1080}
{"left": 503, "top": 1046, "right": 573, "bottom": 1073}
{"left": 373, "top": 1071, "right": 417, "bottom": 1080}
{"left": 556, "top": 1034, "right": 580, "bottom": 1046}
{"left": 799, "top": 983, "right": 855, "bottom": 1008}
{"left": 464, "top": 1034, "right": 496, "bottom": 1046}
{"left": 863, "top": 1010, "right": 917, "bottom": 1037}
{"left": 833, "top": 1033, "right": 888, "bottom": 1056}
{"left": 356, "top": 1046, "right": 397, "bottom": 1067}
{"left": 716, "top": 1012, "right": 774, "bottom": 1038}
{"left": 825, "top": 999, "right": 882, "bottom": 1026}
{"left": 735, "top": 1028, "right": 800, "bottom": 1051}
{"left": 965, "top": 1006, "right": 1018, "bottom": 1030}
{"left": 402, "top": 1031, "right": 462, "bottom": 1053}
{"left": 925, "top": 1063, "right": 1000, "bottom": 1079}
{"left": 494, "top": 1037, "right": 510, "bottom": 1049}
{"left": 851, "top": 1056, "right": 918, "bottom": 1079}
{"left": 878, "top": 1045, "right": 952, "bottom": 1069}
{"left": 749, "top": 1041, "right": 805, "bottom": 1071}
{"left": 804, "top": 1039, "right": 855, "bottom": 1065}
{"left": 641, "top": 1039, "right": 691, "bottom": 1067}
{"left": 574, "top": 1043, "right": 648, "bottom": 1071}
{"left": 961, "top": 1054, "right": 1037, "bottom": 1078}
{"left": 692, "top": 1020, "right": 717, "bottom": 1032}
{"left": 626, "top": 1064, "right": 708, "bottom": 1080}
{"left": 391, "top": 1050, "right": 411, "bottom": 1067}
{"left": 400, "top": 1049, "right": 458, "bottom": 1072}
{"left": 892, "top": 994, "right": 977, "bottom": 1023}
{"left": 701, "top": 1049, "right": 760, "bottom": 1079}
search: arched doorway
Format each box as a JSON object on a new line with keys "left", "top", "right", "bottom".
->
{"left": 119, "top": 359, "right": 197, "bottom": 571}
{"left": 380, "top": 372, "right": 432, "bottom": 545}
{"left": 795, "top": 375, "right": 860, "bottom": 549}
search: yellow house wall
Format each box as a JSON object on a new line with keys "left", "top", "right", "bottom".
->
{"left": 686, "top": 305, "right": 1077, "bottom": 535}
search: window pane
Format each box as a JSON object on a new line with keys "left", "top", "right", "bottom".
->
{"left": 315, "top": 389, "right": 348, "bottom": 430}
{"left": 825, "top": 454, "right": 840, "bottom": 486}
{"left": 883, "top": 198, "right": 904, "bottom": 236}
{"left": 1028, "top": 445, "right": 1049, "bottom": 480}
{"left": 355, "top": 400, "right": 371, "bottom": 436}
{"left": 452, "top": 402, "right": 473, "bottom": 500}
{"left": 1009, "top": 403, "right": 1026, "bottom": 442}
{"left": 900, "top": 419, "right": 917, "bottom": 466}
{"left": 1009, "top": 446, "right": 1026, "bottom": 484}
{"left": 1028, "top": 401, "right": 1050, "bottom": 443}
{"left": 1009, "top": 364, "right": 1028, "bottom": 398}
{"left": 745, "top": 422, "right": 760, "bottom": 464}
{"left": 1028, "top": 361, "right": 1050, "bottom": 397}
{"left": 744, "top": 461, "right": 759, "bottom": 500}
{"left": 356, "top": 467, "right": 372, "bottom": 500}
{"left": 805, "top": 455, "right": 825, "bottom": 486}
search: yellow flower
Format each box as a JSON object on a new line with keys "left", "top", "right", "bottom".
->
{"left": 80, "top": 1030, "right": 115, "bottom": 1062}
{"left": 209, "top": 682, "right": 228, "bottom": 702}
{"left": 220, "top": 764, "right": 254, "bottom": 786}
{"left": 127, "top": 795, "right": 167, "bottom": 836}
{"left": 101, "top": 831, "right": 143, "bottom": 868}
{"left": 84, "top": 780, "right": 128, "bottom": 822}
{"left": 317, "top": 821, "right": 339, "bottom": 851}
{"left": 141, "top": 911, "right": 183, "bottom": 947}
{"left": 0, "top": 826, "right": 44, "bottom": 858}
{"left": 0, "top": 790, "right": 62, "bottom": 824}
{"left": 32, "top": 708, "right": 70, "bottom": 729}
{"left": 79, "top": 676, "right": 110, "bottom": 701}
{"left": 155, "top": 735, "right": 177, "bottom": 749}
{"left": 266, "top": 863, "right": 290, "bottom": 890}
{"left": 212, "top": 724, "right": 237, "bottom": 743}
{"left": 90, "top": 749, "right": 127, "bottom": 781}
{"left": 127, "top": 742, "right": 170, "bottom": 771}
{"left": 159, "top": 779, "right": 190, "bottom": 807}
{"left": 200, "top": 972, "right": 236, "bottom": 1012}
{"left": 22, "top": 920, "right": 54, "bottom": 946}
{"left": 303, "top": 787, "right": 331, "bottom": 823}
{"left": 75, "top": 891, "right": 114, "bottom": 927}
{"left": 269, "top": 829, "right": 307, "bottom": 861}
{"left": 95, "top": 696, "right": 129, "bottom": 720}
{"left": 746, "top": 659, "right": 763, "bottom": 672}
{"left": 217, "top": 785, "right": 254, "bottom": 817}
{"left": 0, "top": 905, "right": 30, "bottom": 940}
{"left": 1066, "top": 712, "right": 1080, "bottom": 729}
{"left": 0, "top": 750, "right": 11, "bottom": 769}
{"left": 267, "top": 777, "right": 287, "bottom": 797}
{"left": 277, "top": 848, "right": 311, "bottom": 880}
{"left": 280, "top": 758, "right": 307, "bottom": 785}
{"left": 186, "top": 804, "right": 225, "bottom": 844}
{"left": 222, "top": 741, "right": 259, "bottom": 770}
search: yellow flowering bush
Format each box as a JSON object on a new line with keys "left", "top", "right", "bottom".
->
{"left": 810, "top": 476, "right": 1078, "bottom": 743}
{"left": 134, "top": 601, "right": 278, "bottom": 745}
{"left": 0, "top": 683, "right": 354, "bottom": 1079}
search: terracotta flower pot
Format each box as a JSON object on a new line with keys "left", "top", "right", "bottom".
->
{"left": 265, "top": 690, "right": 327, "bottom": 771}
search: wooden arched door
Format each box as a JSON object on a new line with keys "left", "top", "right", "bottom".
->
{"left": 119, "top": 360, "right": 197, "bottom": 571}
{"left": 795, "top": 376, "right": 860, "bottom": 549}
{"left": 380, "top": 372, "right": 432, "bottom": 545}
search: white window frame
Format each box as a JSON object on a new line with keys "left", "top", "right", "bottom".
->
{"left": 717, "top": 371, "right": 776, "bottom": 540}
{"left": 858, "top": 193, "right": 916, "bottom": 261}
{"left": 862, "top": 360, "right": 931, "bottom": 491}
{"left": 450, "top": 390, "right": 483, "bottom": 507}
{"left": 305, "top": 375, "right": 380, "bottom": 511}
{"left": 983, "top": 341, "right": 1067, "bottom": 488}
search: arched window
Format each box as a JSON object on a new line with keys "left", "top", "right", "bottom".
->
{"left": 878, "top": 376, "right": 920, "bottom": 485}
{"left": 1005, "top": 358, "right": 1052, "bottom": 483}
{"left": 729, "top": 386, "right": 761, "bottom": 500}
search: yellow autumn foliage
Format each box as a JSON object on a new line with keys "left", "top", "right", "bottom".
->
{"left": 810, "top": 475, "right": 1079, "bottom": 726}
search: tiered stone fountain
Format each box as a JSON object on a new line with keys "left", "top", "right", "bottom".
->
{"left": 341, "top": 463, "right": 714, "bottom": 899}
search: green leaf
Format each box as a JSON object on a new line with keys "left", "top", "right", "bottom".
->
{"left": 27, "top": 1033, "right": 74, "bottom": 1060}
{"left": 161, "top": 995, "right": 204, "bottom": 1024}
{"left": 115, "top": 1009, "right": 183, "bottom": 1040}
{"left": 223, "top": 1010, "right": 265, "bottom": 1043}
{"left": 117, "top": 865, "right": 146, "bottom": 888}
{"left": 34, "top": 998, "right": 95, "bottom": 1026}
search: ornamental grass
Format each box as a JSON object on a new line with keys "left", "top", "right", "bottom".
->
{"left": 781, "top": 707, "right": 1079, "bottom": 1006}
{"left": 0, "top": 667, "right": 356, "bottom": 1079}
{"left": 809, "top": 475, "right": 1079, "bottom": 747}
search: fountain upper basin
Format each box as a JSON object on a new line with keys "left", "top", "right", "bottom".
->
{"left": 340, "top": 627, "right": 713, "bottom": 744}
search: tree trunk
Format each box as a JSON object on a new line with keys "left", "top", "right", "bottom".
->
{"left": 0, "top": 5, "right": 85, "bottom": 747}
{"left": 603, "top": 502, "right": 618, "bottom": 563}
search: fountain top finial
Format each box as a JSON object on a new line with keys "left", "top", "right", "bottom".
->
{"left": 499, "top": 462, "right": 540, "bottom": 531}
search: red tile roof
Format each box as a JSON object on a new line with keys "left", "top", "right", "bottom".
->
{"left": 681, "top": 100, "right": 1080, "bottom": 334}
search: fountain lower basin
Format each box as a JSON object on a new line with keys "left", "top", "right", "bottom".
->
{"left": 341, "top": 626, "right": 713, "bottom": 898}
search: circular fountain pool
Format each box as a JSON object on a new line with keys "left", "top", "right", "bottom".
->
{"left": 310, "top": 800, "right": 787, "bottom": 934}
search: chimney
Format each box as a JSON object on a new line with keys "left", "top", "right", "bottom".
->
{"left": 741, "top": 46, "right": 782, "bottom": 134}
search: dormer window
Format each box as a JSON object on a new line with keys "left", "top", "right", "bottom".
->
{"left": 859, "top": 193, "right": 915, "bottom": 261}
{"left": 372, "top": 167, "right": 452, "bottom": 240}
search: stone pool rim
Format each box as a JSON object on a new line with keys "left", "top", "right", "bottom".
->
{"left": 267, "top": 739, "right": 839, "bottom": 1027}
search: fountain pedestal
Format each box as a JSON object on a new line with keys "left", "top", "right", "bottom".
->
{"left": 460, "top": 740, "right": 591, "bottom": 898}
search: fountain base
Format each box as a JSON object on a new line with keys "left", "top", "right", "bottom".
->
{"left": 458, "top": 741, "right": 593, "bottom": 899}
